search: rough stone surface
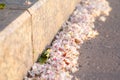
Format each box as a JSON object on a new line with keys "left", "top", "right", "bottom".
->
{"left": 0, "top": 0, "right": 80, "bottom": 80}
{"left": 0, "top": 10, "right": 32, "bottom": 80}
{"left": 28, "top": 0, "right": 80, "bottom": 61}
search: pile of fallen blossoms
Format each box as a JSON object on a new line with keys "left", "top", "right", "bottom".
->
{"left": 24, "top": 0, "right": 111, "bottom": 80}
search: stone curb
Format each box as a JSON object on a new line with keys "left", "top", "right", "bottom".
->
{"left": 0, "top": 0, "right": 80, "bottom": 80}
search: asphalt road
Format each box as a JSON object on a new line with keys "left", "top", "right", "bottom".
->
{"left": 73, "top": 0, "right": 120, "bottom": 80}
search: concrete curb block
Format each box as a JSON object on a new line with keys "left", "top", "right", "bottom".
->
{"left": 0, "top": 0, "right": 80, "bottom": 80}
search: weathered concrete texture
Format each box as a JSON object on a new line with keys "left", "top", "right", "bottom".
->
{"left": 28, "top": 0, "right": 80, "bottom": 61}
{"left": 0, "top": 0, "right": 80, "bottom": 80}
{"left": 0, "top": 10, "right": 33, "bottom": 80}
